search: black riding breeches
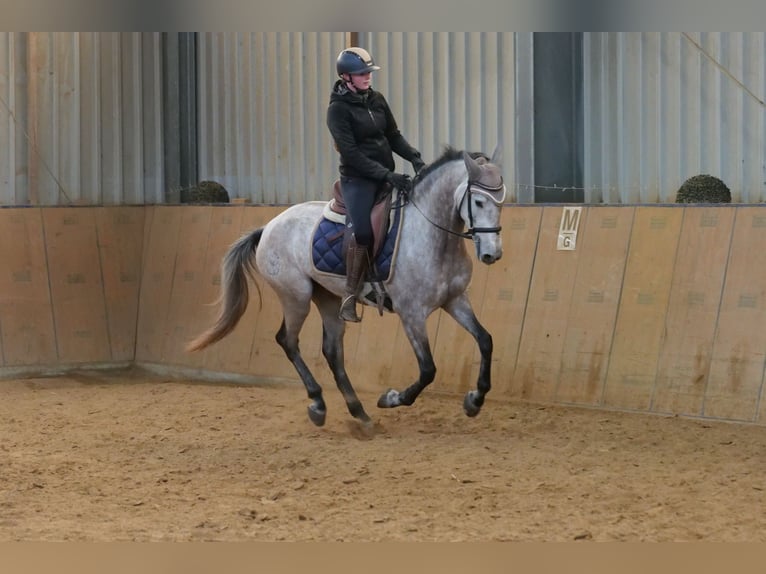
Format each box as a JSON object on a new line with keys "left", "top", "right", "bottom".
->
{"left": 340, "top": 175, "right": 379, "bottom": 248}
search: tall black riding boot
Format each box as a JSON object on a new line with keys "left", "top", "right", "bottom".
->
{"left": 339, "top": 243, "right": 370, "bottom": 322}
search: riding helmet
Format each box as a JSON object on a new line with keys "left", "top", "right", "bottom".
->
{"left": 336, "top": 47, "right": 381, "bottom": 77}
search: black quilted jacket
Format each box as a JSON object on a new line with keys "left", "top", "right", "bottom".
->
{"left": 326, "top": 80, "right": 421, "bottom": 181}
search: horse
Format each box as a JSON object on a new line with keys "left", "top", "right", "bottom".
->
{"left": 187, "top": 145, "right": 507, "bottom": 428}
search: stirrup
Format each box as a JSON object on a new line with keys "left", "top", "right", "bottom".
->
{"left": 339, "top": 294, "right": 361, "bottom": 322}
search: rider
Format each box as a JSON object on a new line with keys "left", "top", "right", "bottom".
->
{"left": 327, "top": 46, "right": 426, "bottom": 322}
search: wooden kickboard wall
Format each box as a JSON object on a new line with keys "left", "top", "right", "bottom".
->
{"left": 0, "top": 207, "right": 144, "bottom": 368}
{"left": 2, "top": 204, "right": 766, "bottom": 426}
{"left": 0, "top": 209, "right": 57, "bottom": 366}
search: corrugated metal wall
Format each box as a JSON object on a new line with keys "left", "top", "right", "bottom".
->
{"left": 0, "top": 32, "right": 165, "bottom": 206}
{"left": 362, "top": 32, "right": 518, "bottom": 198}
{"left": 583, "top": 32, "right": 766, "bottom": 204}
{"left": 196, "top": 32, "right": 348, "bottom": 204}
{"left": 196, "top": 32, "right": 522, "bottom": 204}
{"left": 5, "top": 33, "right": 763, "bottom": 207}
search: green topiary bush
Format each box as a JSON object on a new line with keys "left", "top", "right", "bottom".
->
{"left": 675, "top": 174, "right": 731, "bottom": 204}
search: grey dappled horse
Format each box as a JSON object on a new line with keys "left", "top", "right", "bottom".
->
{"left": 187, "top": 146, "right": 506, "bottom": 428}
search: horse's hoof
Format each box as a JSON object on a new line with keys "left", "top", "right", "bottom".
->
{"left": 463, "top": 390, "right": 484, "bottom": 417}
{"left": 377, "top": 389, "right": 401, "bottom": 408}
{"left": 307, "top": 404, "right": 326, "bottom": 427}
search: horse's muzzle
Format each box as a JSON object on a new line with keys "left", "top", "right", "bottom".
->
{"left": 481, "top": 252, "right": 502, "bottom": 265}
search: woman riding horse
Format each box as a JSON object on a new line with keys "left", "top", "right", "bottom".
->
{"left": 326, "top": 47, "right": 426, "bottom": 322}
{"left": 187, "top": 145, "right": 505, "bottom": 427}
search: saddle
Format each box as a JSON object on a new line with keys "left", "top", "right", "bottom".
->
{"left": 327, "top": 180, "right": 394, "bottom": 260}
{"left": 313, "top": 180, "right": 399, "bottom": 315}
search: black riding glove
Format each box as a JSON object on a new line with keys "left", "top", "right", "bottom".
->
{"left": 386, "top": 172, "right": 412, "bottom": 192}
{"left": 411, "top": 157, "right": 426, "bottom": 174}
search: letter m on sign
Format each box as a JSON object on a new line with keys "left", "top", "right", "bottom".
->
{"left": 557, "top": 206, "right": 582, "bottom": 251}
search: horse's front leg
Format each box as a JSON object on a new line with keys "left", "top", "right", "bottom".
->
{"left": 443, "top": 293, "right": 493, "bottom": 417}
{"left": 377, "top": 314, "right": 436, "bottom": 409}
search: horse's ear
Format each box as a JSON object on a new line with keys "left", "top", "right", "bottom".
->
{"left": 463, "top": 151, "right": 482, "bottom": 180}
{"left": 490, "top": 144, "right": 503, "bottom": 168}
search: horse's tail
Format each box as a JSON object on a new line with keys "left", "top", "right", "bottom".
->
{"left": 186, "top": 228, "right": 264, "bottom": 352}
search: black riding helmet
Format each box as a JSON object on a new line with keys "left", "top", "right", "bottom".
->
{"left": 336, "top": 47, "right": 381, "bottom": 77}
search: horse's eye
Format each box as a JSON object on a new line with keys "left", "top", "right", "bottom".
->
{"left": 473, "top": 196, "right": 486, "bottom": 208}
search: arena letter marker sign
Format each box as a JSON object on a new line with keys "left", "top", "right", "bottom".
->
{"left": 557, "top": 206, "right": 582, "bottom": 250}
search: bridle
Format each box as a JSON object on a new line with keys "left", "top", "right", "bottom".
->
{"left": 457, "top": 178, "right": 507, "bottom": 237}
{"left": 405, "top": 176, "right": 507, "bottom": 241}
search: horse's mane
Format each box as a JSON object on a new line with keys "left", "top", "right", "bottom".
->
{"left": 416, "top": 146, "right": 489, "bottom": 183}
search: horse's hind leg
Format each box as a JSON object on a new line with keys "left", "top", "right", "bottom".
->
{"left": 275, "top": 298, "right": 328, "bottom": 427}
{"left": 312, "top": 285, "right": 372, "bottom": 425}
{"left": 443, "top": 293, "right": 493, "bottom": 417}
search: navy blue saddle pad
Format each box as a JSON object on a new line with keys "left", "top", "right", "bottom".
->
{"left": 311, "top": 204, "right": 402, "bottom": 281}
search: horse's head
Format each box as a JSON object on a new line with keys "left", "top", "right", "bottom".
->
{"left": 456, "top": 145, "right": 506, "bottom": 264}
